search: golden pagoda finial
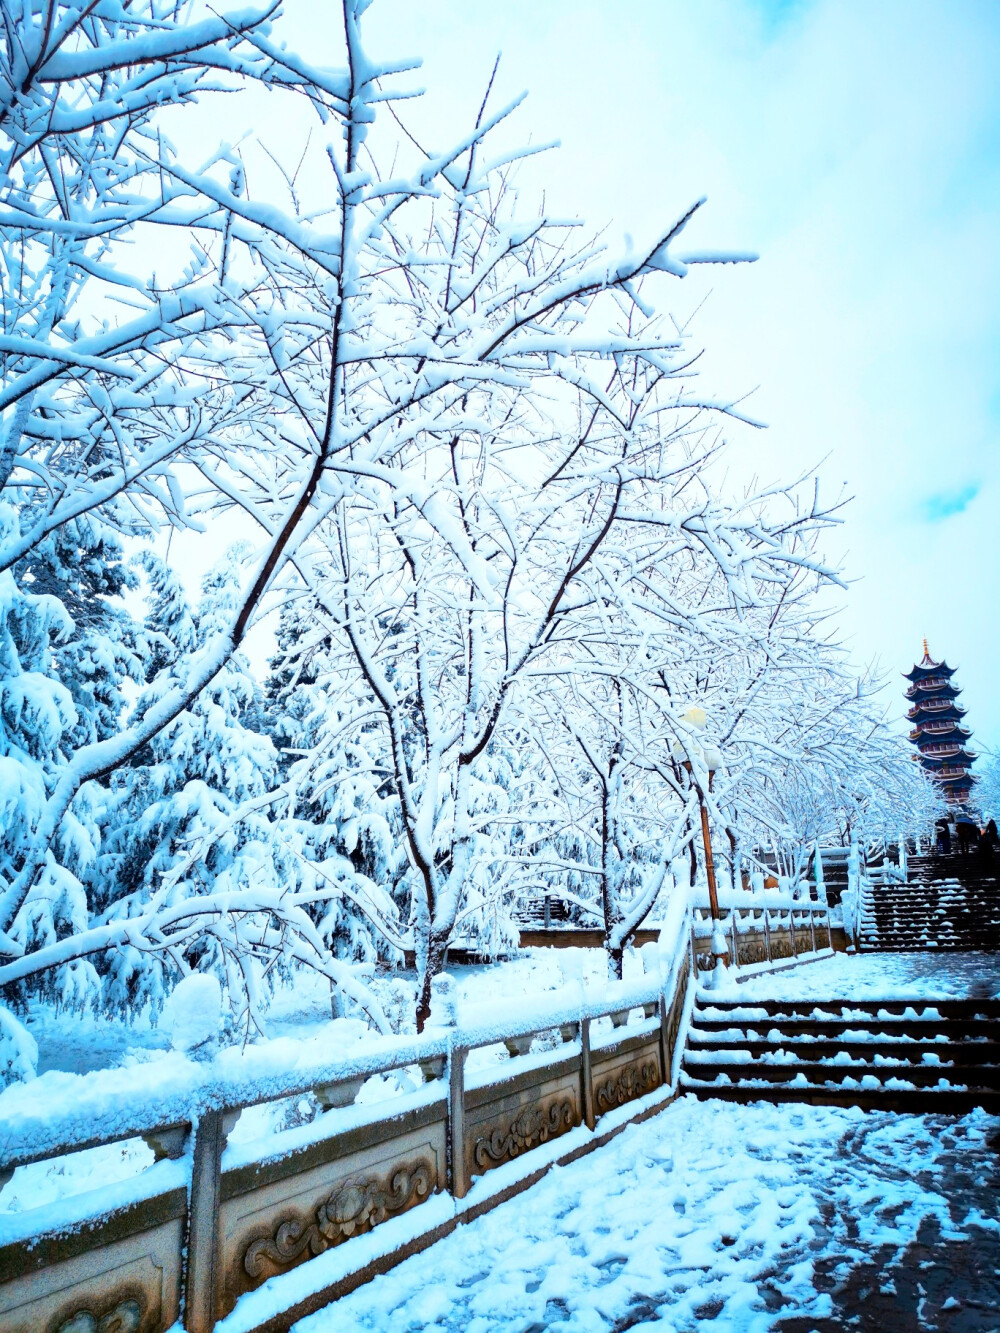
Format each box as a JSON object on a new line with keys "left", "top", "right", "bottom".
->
{"left": 922, "top": 636, "right": 929, "bottom": 659}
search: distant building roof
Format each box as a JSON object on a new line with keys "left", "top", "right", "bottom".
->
{"left": 903, "top": 639, "right": 957, "bottom": 682}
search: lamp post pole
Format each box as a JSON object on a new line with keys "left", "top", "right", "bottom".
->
{"left": 674, "top": 706, "right": 728, "bottom": 987}
{"left": 698, "top": 778, "right": 721, "bottom": 921}
{"left": 687, "top": 766, "right": 727, "bottom": 983}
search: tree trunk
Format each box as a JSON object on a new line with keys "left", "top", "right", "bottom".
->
{"left": 606, "top": 943, "right": 624, "bottom": 981}
{"left": 415, "top": 936, "right": 448, "bottom": 1032}
{"left": 688, "top": 831, "right": 698, "bottom": 888}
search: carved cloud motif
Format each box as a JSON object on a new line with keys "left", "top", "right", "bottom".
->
{"left": 474, "top": 1096, "right": 575, "bottom": 1168}
{"left": 243, "top": 1159, "right": 434, "bottom": 1280}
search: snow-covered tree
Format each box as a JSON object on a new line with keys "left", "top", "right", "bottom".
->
{"left": 91, "top": 552, "right": 295, "bottom": 1030}
{"left": 264, "top": 605, "right": 408, "bottom": 975}
{"left": 530, "top": 675, "right": 695, "bottom": 979}
{"left": 976, "top": 754, "right": 999, "bottom": 823}
{"left": 0, "top": 0, "right": 770, "bottom": 1037}
{"left": 0, "top": 0, "right": 391, "bottom": 1068}
{"left": 0, "top": 506, "right": 139, "bottom": 1035}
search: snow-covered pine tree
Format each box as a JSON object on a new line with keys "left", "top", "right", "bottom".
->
{"left": 263, "top": 604, "right": 408, "bottom": 976}
{"left": 0, "top": 507, "right": 140, "bottom": 1074}
{"left": 96, "top": 550, "right": 290, "bottom": 1030}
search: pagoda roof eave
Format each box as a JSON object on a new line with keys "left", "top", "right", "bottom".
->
{"left": 903, "top": 662, "right": 955, "bottom": 682}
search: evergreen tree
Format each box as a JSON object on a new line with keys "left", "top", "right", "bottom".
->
{"left": 95, "top": 549, "right": 289, "bottom": 1020}
{"left": 0, "top": 507, "right": 141, "bottom": 1065}
{"left": 263, "top": 610, "right": 408, "bottom": 970}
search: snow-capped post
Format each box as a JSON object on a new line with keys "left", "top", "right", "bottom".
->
{"left": 672, "top": 707, "right": 727, "bottom": 987}
{"left": 427, "top": 974, "right": 466, "bottom": 1198}
{"left": 813, "top": 842, "right": 827, "bottom": 905}
{"left": 448, "top": 1042, "right": 467, "bottom": 1200}
{"left": 186, "top": 1109, "right": 225, "bottom": 1333}
{"left": 580, "top": 1017, "right": 596, "bottom": 1130}
{"left": 842, "top": 836, "right": 862, "bottom": 948}
{"left": 846, "top": 839, "right": 859, "bottom": 904}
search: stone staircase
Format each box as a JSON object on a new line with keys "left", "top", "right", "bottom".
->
{"left": 858, "top": 851, "right": 1000, "bottom": 952}
{"left": 681, "top": 996, "right": 1000, "bottom": 1113}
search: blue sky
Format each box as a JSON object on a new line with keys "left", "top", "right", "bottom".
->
{"left": 341, "top": 0, "right": 1000, "bottom": 751}
{"left": 224, "top": 0, "right": 999, "bottom": 753}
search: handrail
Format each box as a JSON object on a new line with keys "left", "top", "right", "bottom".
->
{"left": 689, "top": 901, "right": 831, "bottom": 971}
{"left": 0, "top": 898, "right": 836, "bottom": 1333}
{"left": 1, "top": 918, "right": 697, "bottom": 1333}
{"left": 0, "top": 929, "right": 693, "bottom": 1176}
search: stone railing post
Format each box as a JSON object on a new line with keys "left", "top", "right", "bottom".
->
{"left": 448, "top": 1044, "right": 467, "bottom": 1200}
{"left": 185, "top": 1109, "right": 224, "bottom": 1333}
{"left": 580, "top": 1017, "right": 595, "bottom": 1130}
{"left": 763, "top": 908, "right": 771, "bottom": 962}
{"left": 789, "top": 909, "right": 797, "bottom": 957}
{"left": 730, "top": 910, "right": 738, "bottom": 967}
{"left": 809, "top": 908, "right": 817, "bottom": 954}
{"left": 657, "top": 985, "right": 671, "bottom": 1089}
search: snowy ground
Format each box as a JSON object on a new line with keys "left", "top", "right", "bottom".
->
{"left": 23, "top": 948, "right": 622, "bottom": 1077}
{"left": 734, "top": 952, "right": 1000, "bottom": 1003}
{"left": 294, "top": 1097, "right": 1000, "bottom": 1333}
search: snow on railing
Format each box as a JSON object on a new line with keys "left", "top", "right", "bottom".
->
{"left": 690, "top": 901, "right": 832, "bottom": 970}
{"left": 0, "top": 901, "right": 832, "bottom": 1333}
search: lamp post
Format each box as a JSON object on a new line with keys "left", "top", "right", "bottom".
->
{"left": 672, "top": 707, "right": 727, "bottom": 987}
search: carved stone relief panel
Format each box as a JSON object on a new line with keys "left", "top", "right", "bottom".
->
{"left": 594, "top": 1060, "right": 658, "bottom": 1113}
{"left": 0, "top": 1219, "right": 183, "bottom": 1333}
{"left": 464, "top": 1067, "right": 580, "bottom": 1183}
{"left": 769, "top": 928, "right": 793, "bottom": 960}
{"left": 736, "top": 933, "right": 768, "bottom": 965}
{"left": 219, "top": 1119, "right": 446, "bottom": 1315}
{"left": 473, "top": 1097, "right": 574, "bottom": 1170}
{"left": 50, "top": 1294, "right": 143, "bottom": 1333}
{"left": 242, "top": 1158, "right": 433, "bottom": 1279}
{"left": 590, "top": 1036, "right": 662, "bottom": 1118}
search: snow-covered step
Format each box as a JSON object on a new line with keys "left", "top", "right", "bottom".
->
{"left": 857, "top": 856, "right": 1000, "bottom": 953}
{"left": 679, "top": 1078, "right": 999, "bottom": 1115}
{"left": 685, "top": 1036, "right": 1000, "bottom": 1065}
{"left": 681, "top": 996, "right": 1000, "bottom": 1113}
{"left": 684, "top": 1058, "right": 1000, "bottom": 1091}
{"left": 691, "top": 1015, "right": 997, "bottom": 1041}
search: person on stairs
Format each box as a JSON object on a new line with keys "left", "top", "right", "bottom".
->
{"left": 956, "top": 815, "right": 978, "bottom": 856}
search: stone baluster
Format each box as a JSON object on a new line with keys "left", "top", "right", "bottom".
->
{"left": 448, "top": 1044, "right": 467, "bottom": 1200}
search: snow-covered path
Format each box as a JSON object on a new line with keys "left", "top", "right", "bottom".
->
{"left": 735, "top": 951, "right": 1000, "bottom": 1003}
{"left": 293, "top": 1095, "right": 1000, "bottom": 1333}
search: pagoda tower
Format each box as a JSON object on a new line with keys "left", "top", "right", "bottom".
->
{"left": 904, "top": 641, "right": 977, "bottom": 806}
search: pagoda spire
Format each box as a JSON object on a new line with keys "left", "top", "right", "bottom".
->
{"left": 904, "top": 646, "right": 976, "bottom": 807}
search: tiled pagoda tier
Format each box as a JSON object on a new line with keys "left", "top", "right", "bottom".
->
{"left": 904, "top": 643, "right": 977, "bottom": 805}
